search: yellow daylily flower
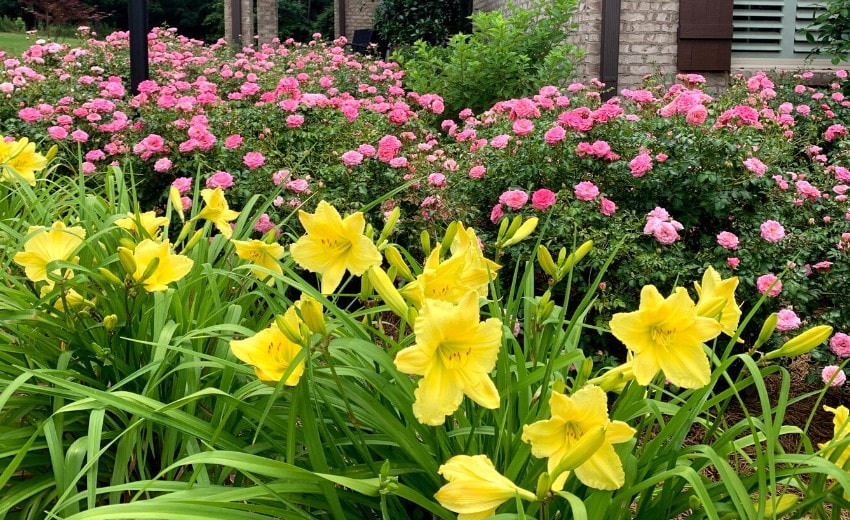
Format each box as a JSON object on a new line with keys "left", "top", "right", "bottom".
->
{"left": 434, "top": 455, "right": 536, "bottom": 520}
{"left": 290, "top": 200, "right": 382, "bottom": 294}
{"left": 196, "top": 188, "right": 240, "bottom": 238}
{"left": 818, "top": 405, "right": 850, "bottom": 469}
{"left": 694, "top": 265, "right": 742, "bottom": 336}
{"left": 115, "top": 211, "right": 170, "bottom": 239}
{"left": 39, "top": 282, "right": 89, "bottom": 311}
{"left": 609, "top": 285, "right": 723, "bottom": 388}
{"left": 394, "top": 291, "right": 502, "bottom": 426}
{"left": 0, "top": 137, "right": 47, "bottom": 186}
{"left": 123, "top": 239, "right": 194, "bottom": 292}
{"left": 232, "top": 239, "right": 285, "bottom": 283}
{"left": 401, "top": 224, "right": 500, "bottom": 309}
{"left": 522, "top": 385, "right": 636, "bottom": 491}
{"left": 229, "top": 305, "right": 306, "bottom": 384}
{"left": 13, "top": 221, "right": 86, "bottom": 282}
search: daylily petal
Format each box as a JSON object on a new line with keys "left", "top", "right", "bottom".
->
{"left": 657, "top": 343, "right": 712, "bottom": 388}
{"left": 522, "top": 418, "right": 568, "bottom": 459}
{"left": 412, "top": 368, "right": 463, "bottom": 426}
{"left": 458, "top": 369, "right": 500, "bottom": 409}
{"left": 574, "top": 442, "right": 626, "bottom": 490}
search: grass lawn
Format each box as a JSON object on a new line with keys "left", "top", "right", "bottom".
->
{"left": 0, "top": 32, "right": 85, "bottom": 55}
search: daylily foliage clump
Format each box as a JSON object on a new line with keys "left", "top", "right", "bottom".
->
{"left": 3, "top": 26, "right": 850, "bottom": 520}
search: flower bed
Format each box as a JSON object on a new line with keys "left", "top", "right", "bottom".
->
{"left": 1, "top": 28, "right": 850, "bottom": 519}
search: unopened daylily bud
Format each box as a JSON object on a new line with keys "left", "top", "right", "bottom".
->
{"left": 384, "top": 246, "right": 414, "bottom": 281}
{"left": 420, "top": 230, "right": 431, "bottom": 256}
{"left": 538, "top": 245, "right": 558, "bottom": 277}
{"left": 535, "top": 472, "right": 550, "bottom": 500}
{"left": 45, "top": 144, "right": 59, "bottom": 162}
{"left": 562, "top": 240, "right": 594, "bottom": 274}
{"left": 97, "top": 267, "right": 124, "bottom": 287}
{"left": 377, "top": 207, "right": 400, "bottom": 246}
{"left": 181, "top": 229, "right": 205, "bottom": 254}
{"left": 368, "top": 266, "right": 410, "bottom": 319}
{"left": 169, "top": 186, "right": 185, "bottom": 222}
{"left": 588, "top": 362, "right": 635, "bottom": 393}
{"left": 118, "top": 237, "right": 136, "bottom": 250}
{"left": 275, "top": 314, "right": 305, "bottom": 345}
{"left": 117, "top": 247, "right": 137, "bottom": 275}
{"left": 298, "top": 294, "right": 326, "bottom": 336}
{"left": 496, "top": 214, "right": 511, "bottom": 242}
{"left": 103, "top": 314, "right": 118, "bottom": 331}
{"left": 138, "top": 256, "right": 161, "bottom": 283}
{"left": 441, "top": 221, "right": 458, "bottom": 256}
{"left": 502, "top": 217, "right": 539, "bottom": 247}
{"left": 549, "top": 426, "right": 606, "bottom": 487}
{"left": 765, "top": 325, "right": 833, "bottom": 360}
{"left": 754, "top": 312, "right": 778, "bottom": 350}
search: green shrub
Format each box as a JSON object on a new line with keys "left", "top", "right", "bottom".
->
{"left": 804, "top": 0, "right": 850, "bottom": 64}
{"left": 373, "top": 0, "right": 472, "bottom": 47}
{"left": 396, "top": 0, "right": 584, "bottom": 117}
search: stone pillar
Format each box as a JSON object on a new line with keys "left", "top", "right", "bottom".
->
{"left": 241, "top": 0, "right": 255, "bottom": 47}
{"left": 257, "top": 0, "right": 279, "bottom": 45}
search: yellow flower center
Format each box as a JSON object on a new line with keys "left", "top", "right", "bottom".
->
{"left": 439, "top": 342, "right": 473, "bottom": 369}
{"left": 650, "top": 327, "right": 676, "bottom": 349}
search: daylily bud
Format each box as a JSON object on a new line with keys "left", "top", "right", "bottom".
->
{"left": 384, "top": 246, "right": 414, "bottom": 281}
{"left": 169, "top": 186, "right": 185, "bottom": 222}
{"left": 440, "top": 221, "right": 458, "bottom": 257}
{"left": 549, "top": 426, "right": 606, "bottom": 488}
{"left": 298, "top": 294, "right": 326, "bottom": 336}
{"left": 765, "top": 325, "right": 833, "bottom": 360}
{"left": 138, "top": 256, "right": 161, "bottom": 284}
{"left": 502, "top": 217, "right": 539, "bottom": 247}
{"left": 420, "top": 230, "right": 431, "bottom": 256}
{"left": 535, "top": 472, "right": 550, "bottom": 500}
{"left": 368, "top": 266, "right": 410, "bottom": 319}
{"left": 102, "top": 314, "right": 118, "bottom": 331}
{"left": 562, "top": 240, "right": 594, "bottom": 274}
{"left": 538, "top": 245, "right": 558, "bottom": 277}
{"left": 497, "top": 214, "right": 511, "bottom": 242}
{"left": 181, "top": 229, "right": 205, "bottom": 253}
{"left": 275, "top": 314, "right": 305, "bottom": 345}
{"left": 588, "top": 362, "right": 635, "bottom": 393}
{"left": 174, "top": 221, "right": 193, "bottom": 245}
{"left": 118, "top": 237, "right": 136, "bottom": 250}
{"left": 97, "top": 267, "right": 124, "bottom": 287}
{"left": 116, "top": 247, "right": 137, "bottom": 275}
{"left": 377, "top": 207, "right": 400, "bottom": 246}
{"left": 753, "top": 312, "right": 778, "bottom": 350}
{"left": 45, "top": 144, "right": 59, "bottom": 162}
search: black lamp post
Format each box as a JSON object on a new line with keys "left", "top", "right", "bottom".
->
{"left": 128, "top": 0, "right": 149, "bottom": 95}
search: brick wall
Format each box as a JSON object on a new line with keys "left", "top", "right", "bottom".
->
{"left": 617, "top": 0, "right": 678, "bottom": 88}
{"left": 336, "top": 0, "right": 381, "bottom": 41}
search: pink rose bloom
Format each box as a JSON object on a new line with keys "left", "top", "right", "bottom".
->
{"left": 760, "top": 219, "right": 785, "bottom": 242}
{"left": 154, "top": 157, "right": 172, "bottom": 172}
{"left": 647, "top": 207, "right": 670, "bottom": 221}
{"left": 743, "top": 157, "right": 767, "bottom": 177}
{"left": 512, "top": 118, "right": 534, "bottom": 136}
{"left": 71, "top": 129, "right": 89, "bottom": 143}
{"left": 629, "top": 153, "right": 653, "bottom": 177}
{"left": 224, "top": 134, "right": 243, "bottom": 149}
{"left": 574, "top": 181, "right": 600, "bottom": 201}
{"left": 499, "top": 189, "right": 529, "bottom": 210}
{"left": 490, "top": 203, "right": 504, "bottom": 223}
{"left": 206, "top": 171, "right": 234, "bottom": 190}
{"left": 243, "top": 151, "right": 266, "bottom": 170}
{"left": 653, "top": 221, "right": 681, "bottom": 245}
{"left": 543, "top": 125, "right": 566, "bottom": 144}
{"left": 822, "top": 365, "right": 846, "bottom": 387}
{"left": 377, "top": 135, "right": 402, "bottom": 162}
{"left": 286, "top": 178, "right": 309, "bottom": 193}
{"left": 181, "top": 196, "right": 192, "bottom": 212}
{"left": 358, "top": 144, "right": 376, "bottom": 157}
{"left": 716, "top": 231, "right": 739, "bottom": 250}
{"left": 685, "top": 104, "right": 707, "bottom": 125}
{"left": 341, "top": 150, "right": 364, "bottom": 166}
{"left": 756, "top": 273, "right": 782, "bottom": 297}
{"left": 272, "top": 170, "right": 290, "bottom": 186}
{"left": 775, "top": 309, "right": 801, "bottom": 331}
{"left": 254, "top": 213, "right": 275, "bottom": 234}
{"left": 491, "top": 134, "right": 511, "bottom": 149}
{"left": 727, "top": 257, "right": 740, "bottom": 269}
{"left": 428, "top": 173, "right": 447, "bottom": 187}
{"left": 468, "top": 165, "right": 486, "bottom": 179}
{"left": 286, "top": 114, "right": 305, "bottom": 128}
{"left": 531, "top": 188, "right": 557, "bottom": 210}
{"left": 172, "top": 177, "right": 192, "bottom": 194}
{"left": 18, "top": 107, "right": 41, "bottom": 123}
{"left": 81, "top": 161, "right": 96, "bottom": 175}
{"left": 830, "top": 332, "right": 850, "bottom": 357}
{"left": 389, "top": 157, "right": 409, "bottom": 168}
{"left": 600, "top": 197, "right": 616, "bottom": 216}
{"left": 47, "top": 126, "right": 68, "bottom": 140}
{"left": 656, "top": 153, "right": 668, "bottom": 162}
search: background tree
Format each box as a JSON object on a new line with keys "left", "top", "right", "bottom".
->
{"left": 20, "top": 0, "right": 105, "bottom": 37}
{"left": 373, "top": 0, "right": 472, "bottom": 48}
